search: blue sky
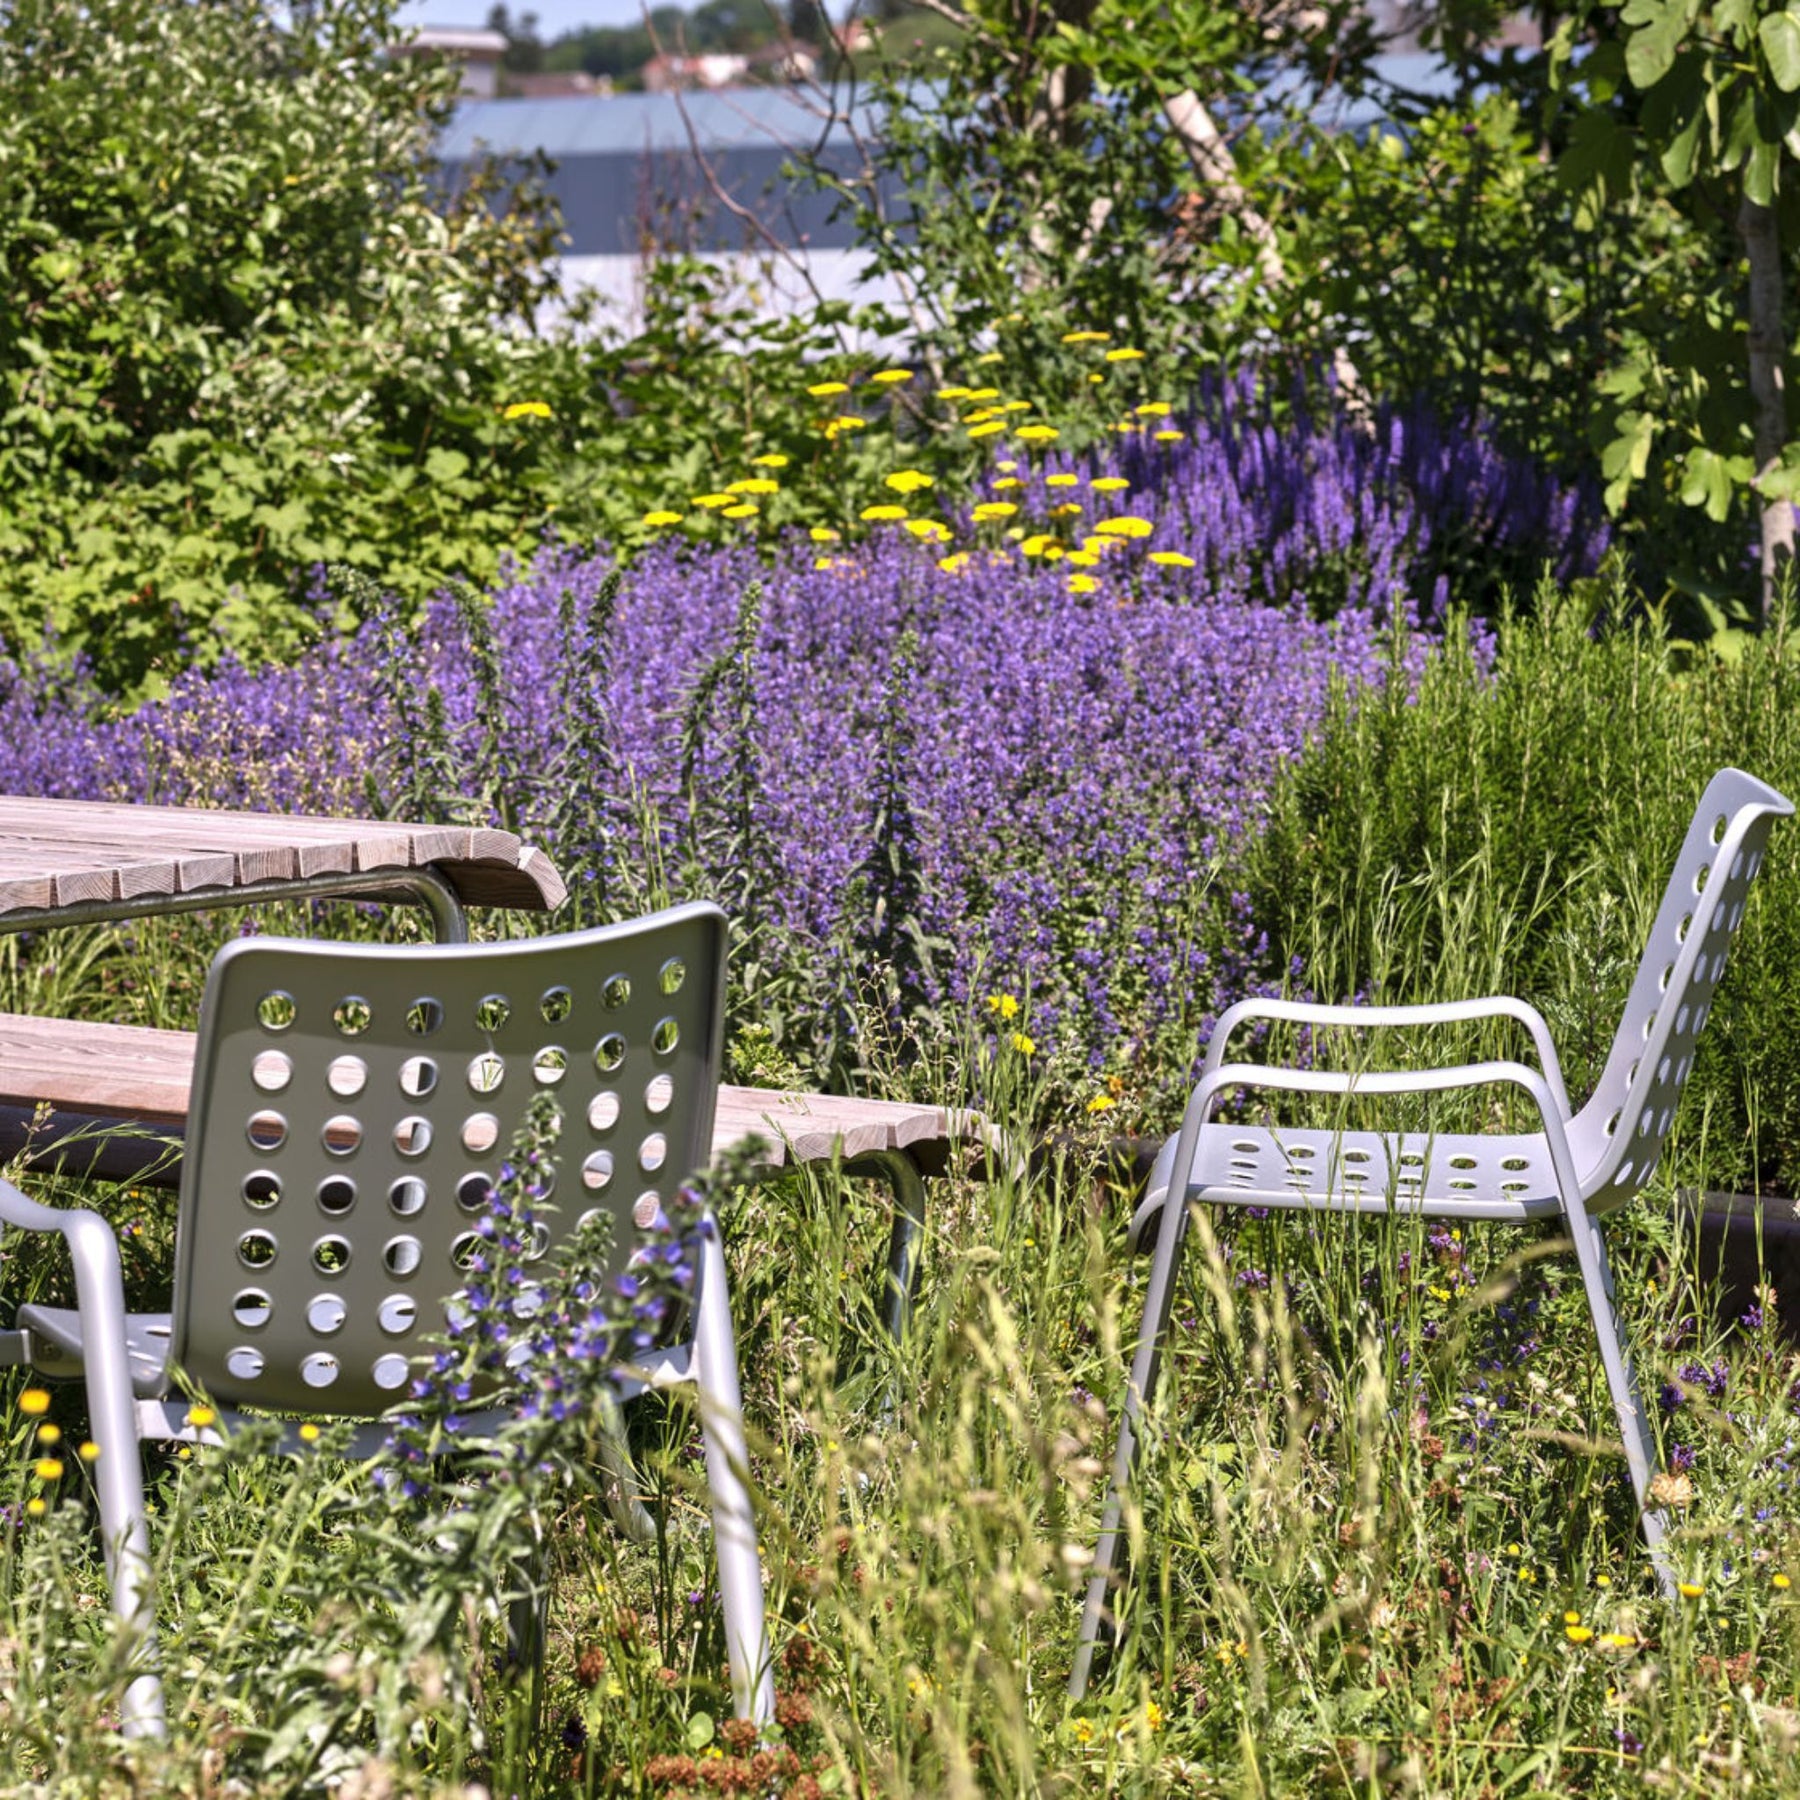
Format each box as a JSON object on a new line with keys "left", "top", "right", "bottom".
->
{"left": 399, "top": 0, "right": 669, "bottom": 37}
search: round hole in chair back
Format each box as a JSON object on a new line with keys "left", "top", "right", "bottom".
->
{"left": 659, "top": 957, "right": 686, "bottom": 996}
{"left": 225, "top": 1346, "right": 264, "bottom": 1382}
{"left": 602, "top": 974, "right": 631, "bottom": 1011}
{"left": 301, "top": 1352, "right": 340, "bottom": 1389}
{"left": 242, "top": 1170, "right": 281, "bottom": 1209}
{"left": 589, "top": 1091, "right": 620, "bottom": 1132}
{"left": 237, "top": 1230, "right": 277, "bottom": 1269}
{"left": 327, "top": 1055, "right": 367, "bottom": 1099}
{"left": 257, "top": 991, "right": 297, "bottom": 1032}
{"left": 644, "top": 1073, "right": 674, "bottom": 1115}
{"left": 406, "top": 998, "right": 443, "bottom": 1037}
{"left": 231, "top": 1288, "right": 272, "bottom": 1330}
{"left": 388, "top": 1177, "right": 426, "bottom": 1218}
{"left": 540, "top": 985, "right": 572, "bottom": 1025}
{"left": 651, "top": 1017, "right": 680, "bottom": 1057}
{"left": 247, "top": 1111, "right": 287, "bottom": 1153}
{"left": 457, "top": 1173, "right": 494, "bottom": 1213}
{"left": 311, "top": 1235, "right": 352, "bottom": 1277}
{"left": 307, "top": 1294, "right": 347, "bottom": 1336}
{"left": 333, "top": 997, "right": 372, "bottom": 1038}
{"left": 252, "top": 1050, "right": 292, "bottom": 1093}
{"left": 372, "top": 1353, "right": 410, "bottom": 1390}
{"left": 399, "top": 1056, "right": 437, "bottom": 1100}
{"left": 317, "top": 1176, "right": 357, "bottom": 1215}
{"left": 377, "top": 1295, "right": 417, "bottom": 1337}
{"left": 384, "top": 1234, "right": 423, "bottom": 1277}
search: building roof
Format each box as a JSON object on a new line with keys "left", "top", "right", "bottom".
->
{"left": 399, "top": 25, "right": 509, "bottom": 55}
{"left": 438, "top": 85, "right": 882, "bottom": 159}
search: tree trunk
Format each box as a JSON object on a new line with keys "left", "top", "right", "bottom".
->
{"left": 1740, "top": 191, "right": 1793, "bottom": 624}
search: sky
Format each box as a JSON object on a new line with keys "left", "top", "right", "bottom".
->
{"left": 399, "top": 0, "right": 667, "bottom": 37}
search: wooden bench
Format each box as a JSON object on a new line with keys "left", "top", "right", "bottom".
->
{"left": 0, "top": 1013, "right": 998, "bottom": 1334}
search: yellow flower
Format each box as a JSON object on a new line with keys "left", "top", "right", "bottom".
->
{"left": 1050, "top": 502, "right": 1084, "bottom": 517}
{"left": 1565, "top": 1625, "right": 1594, "bottom": 1644}
{"left": 692, "top": 493, "right": 736, "bottom": 509}
{"left": 1066, "top": 550, "right": 1100, "bottom": 567}
{"left": 992, "top": 477, "right": 1023, "bottom": 490}
{"left": 809, "top": 526, "right": 841, "bottom": 543}
{"left": 187, "top": 1405, "right": 217, "bottom": 1429}
{"left": 936, "top": 386, "right": 972, "bottom": 400}
{"left": 1135, "top": 402, "right": 1173, "bottom": 417}
{"left": 1069, "top": 574, "right": 1099, "bottom": 595}
{"left": 1089, "top": 374, "right": 1104, "bottom": 384}
{"left": 1094, "top": 516, "right": 1154, "bottom": 539}
{"left": 727, "top": 478, "right": 779, "bottom": 495}
{"left": 814, "top": 557, "right": 834, "bottom": 570}
{"left": 1086, "top": 1094, "right": 1117, "bottom": 1113}
{"left": 18, "top": 1390, "right": 49, "bottom": 1417}
{"left": 641, "top": 510, "right": 684, "bottom": 527}
{"left": 24, "top": 1498, "right": 44, "bottom": 1518}
{"left": 885, "top": 469, "right": 935, "bottom": 494}
{"left": 1594, "top": 1574, "right": 1612, "bottom": 1588}
{"left": 860, "top": 504, "right": 907, "bottom": 522}
{"left": 1061, "top": 329, "right": 1111, "bottom": 343}
{"left": 722, "top": 504, "right": 758, "bottom": 520}
{"left": 972, "top": 501, "right": 1018, "bottom": 522}
{"left": 1071, "top": 1718, "right": 1094, "bottom": 1745}
{"left": 1679, "top": 1581, "right": 1705, "bottom": 1599}
{"left": 937, "top": 553, "right": 970, "bottom": 573}
{"left": 751, "top": 453, "right": 790, "bottom": 468}
{"left": 967, "top": 421, "right": 1006, "bottom": 438}
{"left": 34, "top": 1459, "right": 63, "bottom": 1481}
{"left": 1020, "top": 534, "right": 1058, "bottom": 558}
{"left": 1016, "top": 425, "right": 1060, "bottom": 443}
{"left": 964, "top": 408, "right": 996, "bottom": 424}
{"left": 996, "top": 460, "right": 1019, "bottom": 471}
{"left": 871, "top": 368, "right": 913, "bottom": 384}
{"left": 1001, "top": 400, "right": 1034, "bottom": 413}
{"left": 827, "top": 415, "right": 867, "bottom": 432}
{"left": 1143, "top": 1700, "right": 1164, "bottom": 1731}
{"left": 975, "top": 351, "right": 1004, "bottom": 365}
{"left": 904, "top": 519, "right": 949, "bottom": 541}
{"left": 1011, "top": 1032, "right": 1036, "bottom": 1057}
{"left": 1106, "top": 347, "right": 1146, "bottom": 362}
{"left": 1045, "top": 473, "right": 1079, "bottom": 487}
{"left": 966, "top": 387, "right": 1001, "bottom": 401}
{"left": 78, "top": 1441, "right": 99, "bottom": 1463}
{"left": 502, "top": 400, "right": 551, "bottom": 420}
{"left": 987, "top": 993, "right": 1020, "bottom": 1019}
{"left": 299, "top": 1423, "right": 320, "bottom": 1444}
{"left": 807, "top": 380, "right": 850, "bottom": 396}
{"left": 35, "top": 1424, "right": 60, "bottom": 1446}
{"left": 1599, "top": 1632, "right": 1637, "bottom": 1650}
{"left": 1090, "top": 476, "right": 1130, "bottom": 492}
{"left": 1776, "top": 1572, "right": 1792, "bottom": 1590}
{"left": 1156, "top": 429, "right": 1186, "bottom": 442}
{"left": 1149, "top": 551, "right": 1196, "bottom": 568}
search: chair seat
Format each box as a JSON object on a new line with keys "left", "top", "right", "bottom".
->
{"left": 19, "top": 1304, "right": 172, "bottom": 1398}
{"left": 1129, "top": 1123, "right": 1568, "bottom": 1250}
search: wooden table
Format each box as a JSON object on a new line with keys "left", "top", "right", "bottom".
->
{"left": 0, "top": 797, "right": 568, "bottom": 942}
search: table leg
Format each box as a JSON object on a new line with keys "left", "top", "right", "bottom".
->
{"left": 844, "top": 1148, "right": 928, "bottom": 1342}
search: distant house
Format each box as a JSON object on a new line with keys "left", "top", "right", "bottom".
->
{"left": 389, "top": 25, "right": 509, "bottom": 100}
{"left": 437, "top": 87, "right": 905, "bottom": 335}
{"left": 639, "top": 52, "right": 751, "bottom": 93}
{"left": 505, "top": 70, "right": 615, "bottom": 99}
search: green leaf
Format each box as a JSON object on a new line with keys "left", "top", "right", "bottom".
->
{"left": 1625, "top": 0, "right": 1694, "bottom": 88}
{"left": 1762, "top": 9, "right": 1800, "bottom": 90}
{"left": 1748, "top": 135, "right": 1782, "bottom": 202}
{"left": 1558, "top": 110, "right": 1637, "bottom": 201}
{"left": 685, "top": 1713, "right": 716, "bottom": 1751}
{"left": 1679, "top": 445, "right": 1750, "bottom": 519}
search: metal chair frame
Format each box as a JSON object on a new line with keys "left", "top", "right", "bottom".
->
{"left": 1069, "top": 768, "right": 1794, "bottom": 1697}
{"left": 0, "top": 902, "right": 773, "bottom": 1736}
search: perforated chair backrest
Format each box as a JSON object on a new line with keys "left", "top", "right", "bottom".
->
{"left": 1567, "top": 769, "right": 1792, "bottom": 1211}
{"left": 168, "top": 903, "right": 728, "bottom": 1416}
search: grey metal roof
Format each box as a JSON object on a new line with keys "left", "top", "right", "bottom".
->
{"left": 438, "top": 86, "right": 885, "bottom": 160}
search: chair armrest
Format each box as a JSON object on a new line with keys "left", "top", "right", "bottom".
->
{"left": 1205, "top": 995, "right": 1572, "bottom": 1120}
{"left": 0, "top": 1176, "right": 92, "bottom": 1236}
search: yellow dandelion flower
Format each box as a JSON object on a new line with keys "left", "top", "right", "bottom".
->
{"left": 966, "top": 387, "right": 1001, "bottom": 401}
{"left": 885, "top": 469, "right": 935, "bottom": 494}
{"left": 964, "top": 408, "right": 996, "bottom": 424}
{"left": 1020, "top": 535, "right": 1059, "bottom": 558}
{"left": 1050, "top": 502, "right": 1084, "bottom": 518}
{"left": 871, "top": 368, "right": 913, "bottom": 384}
{"left": 1045, "top": 473, "right": 1078, "bottom": 487}
{"left": 1679, "top": 1581, "right": 1705, "bottom": 1599}
{"left": 641, "top": 510, "right": 684, "bottom": 527}
{"left": 1135, "top": 402, "right": 1173, "bottom": 417}
{"left": 1776, "top": 1572, "right": 1792, "bottom": 1590}
{"left": 502, "top": 400, "right": 552, "bottom": 420}
{"left": 1565, "top": 1625, "right": 1594, "bottom": 1644}
{"left": 1090, "top": 476, "right": 1130, "bottom": 492}
{"left": 828, "top": 415, "right": 867, "bottom": 432}
{"left": 1156, "top": 429, "right": 1186, "bottom": 442}
{"left": 1106, "top": 347, "right": 1146, "bottom": 362}
{"left": 860, "top": 504, "right": 907, "bottom": 522}
{"left": 1061, "top": 329, "right": 1111, "bottom": 344}
{"left": 35, "top": 1424, "right": 60, "bottom": 1446}
{"left": 1066, "top": 550, "right": 1100, "bottom": 567}
{"left": 1595, "top": 1575, "right": 1612, "bottom": 1588}
{"left": 996, "top": 460, "right": 1019, "bottom": 471}
{"left": 726, "top": 478, "right": 779, "bottom": 495}
{"left": 1071, "top": 1719, "right": 1094, "bottom": 1745}
{"left": 936, "top": 386, "right": 972, "bottom": 400}
{"left": 18, "top": 1390, "right": 49, "bottom": 1417}
{"left": 34, "top": 1459, "right": 63, "bottom": 1481}
{"left": 24, "top": 1498, "right": 44, "bottom": 1518}
{"left": 972, "top": 501, "right": 1018, "bottom": 521}
{"left": 975, "top": 351, "right": 1004, "bottom": 365}
{"left": 1086, "top": 1094, "right": 1117, "bottom": 1113}
{"left": 1069, "top": 574, "right": 1099, "bottom": 595}
{"left": 1148, "top": 551, "right": 1196, "bottom": 568}
{"left": 992, "top": 476, "right": 1023, "bottom": 490}
{"left": 1094, "top": 516, "right": 1154, "bottom": 539}
{"left": 1600, "top": 1632, "right": 1637, "bottom": 1649}
{"left": 904, "top": 519, "right": 949, "bottom": 541}
{"left": 809, "top": 526, "right": 841, "bottom": 543}
{"left": 299, "top": 1423, "right": 320, "bottom": 1444}
{"left": 814, "top": 557, "right": 834, "bottom": 570}
{"left": 78, "top": 1441, "right": 99, "bottom": 1463}
{"left": 692, "top": 493, "right": 736, "bottom": 509}
{"left": 937, "top": 552, "right": 970, "bottom": 573}
{"left": 187, "top": 1405, "right": 217, "bottom": 1430}
{"left": 751, "top": 452, "right": 789, "bottom": 468}
{"left": 1011, "top": 1032, "right": 1036, "bottom": 1056}
{"left": 1089, "top": 373, "right": 1104, "bottom": 384}
{"left": 1001, "top": 400, "right": 1034, "bottom": 413}
{"left": 721, "top": 504, "right": 758, "bottom": 520}
{"left": 807, "top": 381, "right": 850, "bottom": 397}
{"left": 1016, "top": 424, "right": 1060, "bottom": 443}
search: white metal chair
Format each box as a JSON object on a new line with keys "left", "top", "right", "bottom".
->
{"left": 0, "top": 902, "right": 773, "bottom": 1736}
{"left": 1069, "top": 767, "right": 1793, "bottom": 1697}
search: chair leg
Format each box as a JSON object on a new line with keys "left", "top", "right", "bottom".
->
{"left": 62, "top": 1209, "right": 165, "bottom": 1737}
{"left": 1069, "top": 1187, "right": 1194, "bottom": 1700}
{"left": 689, "top": 1227, "right": 775, "bottom": 1726}
{"left": 1564, "top": 1204, "right": 1676, "bottom": 1599}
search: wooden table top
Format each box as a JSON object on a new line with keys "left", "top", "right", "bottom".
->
{"left": 0, "top": 798, "right": 567, "bottom": 918}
